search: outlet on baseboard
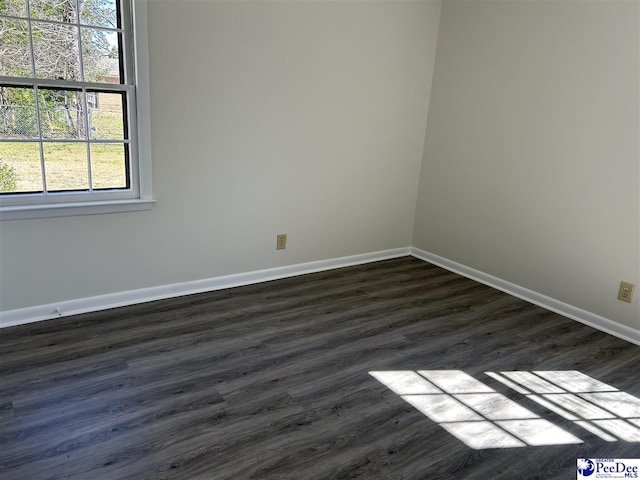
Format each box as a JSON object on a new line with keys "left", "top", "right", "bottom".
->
{"left": 276, "top": 233, "right": 287, "bottom": 250}
{"left": 617, "top": 281, "right": 635, "bottom": 303}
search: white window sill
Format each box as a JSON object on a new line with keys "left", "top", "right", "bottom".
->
{"left": 0, "top": 198, "right": 156, "bottom": 220}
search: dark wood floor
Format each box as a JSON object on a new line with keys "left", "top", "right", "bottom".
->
{"left": 1, "top": 257, "right": 639, "bottom": 479}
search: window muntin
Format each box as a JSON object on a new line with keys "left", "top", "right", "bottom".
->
{"left": 0, "top": 0, "right": 139, "bottom": 204}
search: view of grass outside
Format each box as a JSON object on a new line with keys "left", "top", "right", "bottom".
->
{"left": 0, "top": 104, "right": 127, "bottom": 192}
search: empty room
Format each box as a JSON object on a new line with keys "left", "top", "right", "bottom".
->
{"left": 0, "top": 0, "right": 639, "bottom": 478}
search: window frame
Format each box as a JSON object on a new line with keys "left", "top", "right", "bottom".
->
{"left": 0, "top": 0, "right": 153, "bottom": 220}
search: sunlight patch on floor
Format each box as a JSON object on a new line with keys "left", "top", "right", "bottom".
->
{"left": 490, "top": 370, "right": 640, "bottom": 444}
{"left": 370, "top": 369, "right": 582, "bottom": 449}
{"left": 369, "top": 371, "right": 442, "bottom": 395}
{"left": 370, "top": 369, "right": 640, "bottom": 450}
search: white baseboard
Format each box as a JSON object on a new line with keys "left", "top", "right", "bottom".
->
{"left": 410, "top": 247, "right": 640, "bottom": 347}
{"left": 0, "top": 248, "right": 411, "bottom": 329}
{"left": 3, "top": 245, "right": 638, "bottom": 347}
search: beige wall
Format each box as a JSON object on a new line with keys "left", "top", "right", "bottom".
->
{"left": 413, "top": 0, "right": 640, "bottom": 329}
{"left": 0, "top": 1, "right": 441, "bottom": 311}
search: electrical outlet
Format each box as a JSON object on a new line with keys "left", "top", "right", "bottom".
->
{"left": 617, "top": 281, "right": 635, "bottom": 303}
{"left": 276, "top": 233, "right": 287, "bottom": 250}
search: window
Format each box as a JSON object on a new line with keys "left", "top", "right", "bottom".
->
{"left": 0, "top": 0, "right": 153, "bottom": 220}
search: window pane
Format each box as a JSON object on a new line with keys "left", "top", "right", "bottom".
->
{"left": 0, "top": 141, "right": 42, "bottom": 193}
{"left": 0, "top": 0, "right": 138, "bottom": 206}
{"left": 39, "top": 88, "right": 88, "bottom": 139}
{"left": 43, "top": 142, "right": 88, "bottom": 191}
{"left": 89, "top": 91, "right": 124, "bottom": 139}
{"left": 90, "top": 142, "right": 126, "bottom": 189}
{"left": 81, "top": 28, "right": 121, "bottom": 83}
{"left": 80, "top": 0, "right": 118, "bottom": 28}
{"left": 0, "top": 18, "right": 32, "bottom": 77}
{"left": 29, "top": 0, "right": 78, "bottom": 23}
{"left": 32, "top": 21, "right": 81, "bottom": 81}
{"left": 0, "top": 87, "right": 39, "bottom": 139}
{"left": 0, "top": 0, "right": 27, "bottom": 17}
